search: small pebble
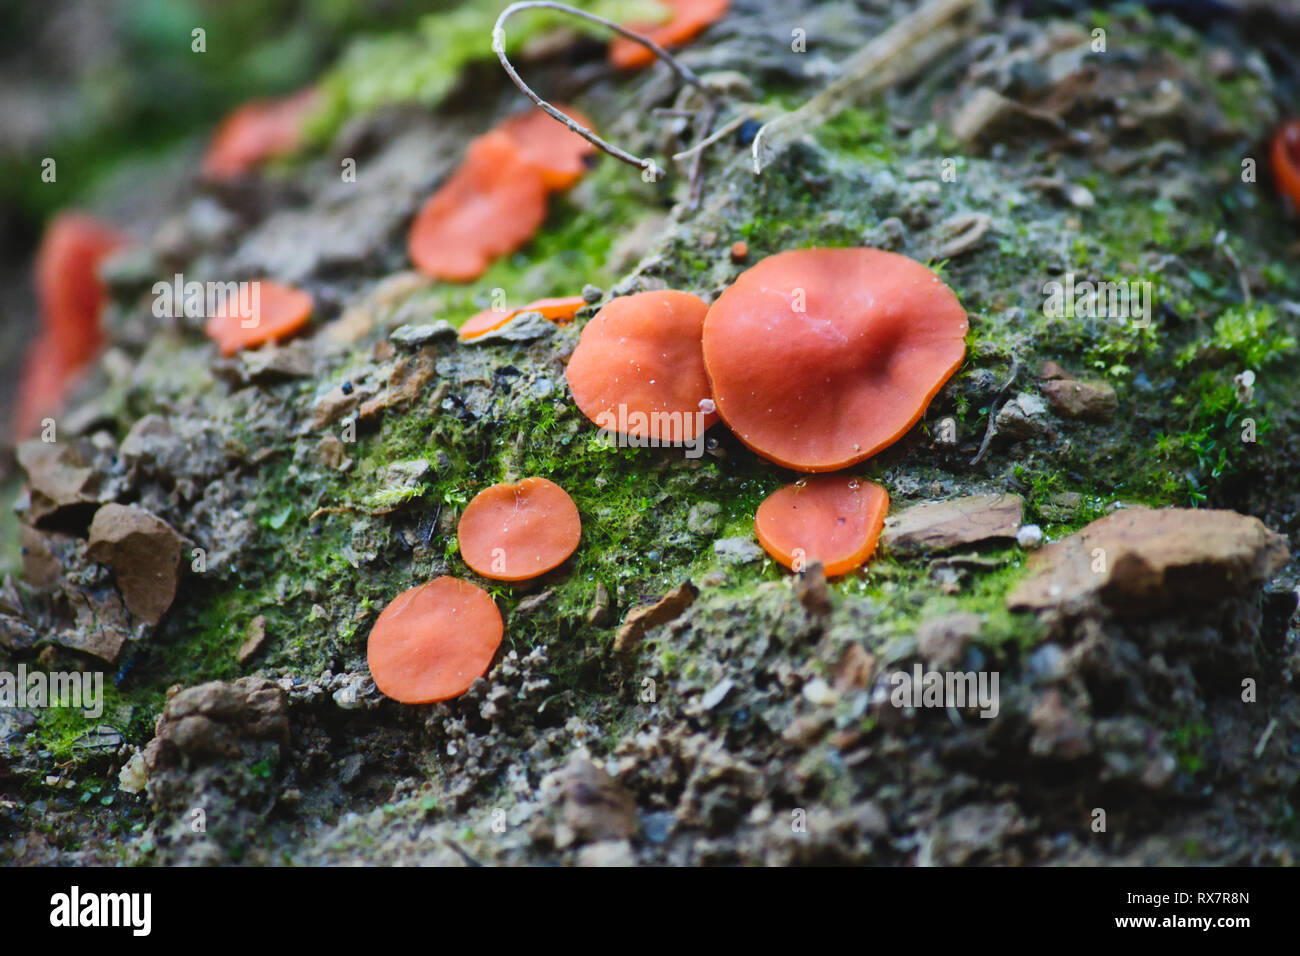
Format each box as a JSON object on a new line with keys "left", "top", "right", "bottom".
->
{"left": 390, "top": 322, "right": 455, "bottom": 349}
{"left": 802, "top": 677, "right": 838, "bottom": 707}
{"left": 1016, "top": 523, "right": 1044, "bottom": 549}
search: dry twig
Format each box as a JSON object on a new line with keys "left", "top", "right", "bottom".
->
{"left": 970, "top": 356, "right": 1021, "bottom": 467}
{"left": 751, "top": 0, "right": 977, "bottom": 174}
{"left": 492, "top": 1, "right": 714, "bottom": 181}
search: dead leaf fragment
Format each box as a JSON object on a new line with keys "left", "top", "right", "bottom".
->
{"left": 613, "top": 582, "right": 697, "bottom": 652}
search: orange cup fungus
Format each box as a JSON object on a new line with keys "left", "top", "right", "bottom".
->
{"left": 1271, "top": 120, "right": 1300, "bottom": 208}
{"left": 366, "top": 576, "right": 504, "bottom": 704}
{"left": 458, "top": 295, "right": 587, "bottom": 341}
{"left": 565, "top": 290, "right": 718, "bottom": 444}
{"left": 14, "top": 213, "right": 130, "bottom": 438}
{"left": 14, "top": 338, "right": 75, "bottom": 441}
{"left": 203, "top": 279, "right": 314, "bottom": 356}
{"left": 408, "top": 105, "right": 597, "bottom": 282}
{"left": 457, "top": 478, "right": 582, "bottom": 582}
{"left": 202, "top": 87, "right": 320, "bottom": 180}
{"left": 609, "top": 0, "right": 731, "bottom": 70}
{"left": 408, "top": 131, "right": 549, "bottom": 282}
{"left": 498, "top": 105, "right": 597, "bottom": 191}
{"left": 702, "top": 248, "right": 968, "bottom": 472}
{"left": 34, "top": 213, "right": 130, "bottom": 369}
{"left": 755, "top": 476, "right": 889, "bottom": 577}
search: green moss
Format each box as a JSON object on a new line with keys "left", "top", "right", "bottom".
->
{"left": 55, "top": 8, "right": 1300, "bottom": 778}
{"left": 32, "top": 682, "right": 147, "bottom": 765}
{"left": 1140, "top": 302, "right": 1298, "bottom": 505}
{"left": 0, "top": 476, "right": 24, "bottom": 580}
{"left": 1180, "top": 302, "right": 1297, "bottom": 370}
{"left": 304, "top": 0, "right": 668, "bottom": 145}
{"left": 1167, "top": 720, "right": 1213, "bottom": 776}
{"left": 814, "top": 106, "right": 905, "bottom": 165}
{"left": 839, "top": 547, "right": 1040, "bottom": 655}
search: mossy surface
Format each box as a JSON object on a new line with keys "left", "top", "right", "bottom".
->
{"left": 44, "top": 19, "right": 1300, "bottom": 749}
{"left": 304, "top": 0, "right": 668, "bottom": 146}
{"left": 8, "top": 0, "right": 1300, "bottom": 866}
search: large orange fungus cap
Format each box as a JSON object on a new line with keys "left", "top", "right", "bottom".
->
{"left": 565, "top": 290, "right": 718, "bottom": 444}
{"left": 499, "top": 104, "right": 597, "bottom": 191}
{"left": 202, "top": 87, "right": 320, "bottom": 180}
{"left": 702, "top": 248, "right": 967, "bottom": 472}
{"left": 458, "top": 295, "right": 587, "bottom": 341}
{"left": 203, "top": 279, "right": 313, "bottom": 356}
{"left": 457, "top": 477, "right": 582, "bottom": 582}
{"left": 609, "top": 0, "right": 730, "bottom": 70}
{"left": 755, "top": 475, "right": 889, "bottom": 577}
{"left": 366, "top": 576, "right": 504, "bottom": 704}
{"left": 408, "top": 131, "right": 549, "bottom": 282}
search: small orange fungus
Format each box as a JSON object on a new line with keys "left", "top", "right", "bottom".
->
{"left": 14, "top": 213, "right": 129, "bottom": 437}
{"left": 366, "top": 576, "right": 504, "bottom": 704}
{"left": 458, "top": 295, "right": 587, "bottom": 340}
{"left": 202, "top": 87, "right": 320, "bottom": 180}
{"left": 35, "top": 213, "right": 130, "bottom": 368}
{"left": 1271, "top": 120, "right": 1300, "bottom": 208}
{"left": 457, "top": 478, "right": 582, "bottom": 581}
{"left": 499, "top": 104, "right": 598, "bottom": 191}
{"left": 407, "top": 131, "right": 549, "bottom": 282}
{"left": 755, "top": 476, "right": 889, "bottom": 577}
{"left": 565, "top": 290, "right": 717, "bottom": 444}
{"left": 203, "top": 279, "right": 314, "bottom": 356}
{"left": 14, "top": 338, "right": 74, "bottom": 441}
{"left": 609, "top": 0, "right": 731, "bottom": 70}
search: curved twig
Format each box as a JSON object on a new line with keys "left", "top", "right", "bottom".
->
{"left": 492, "top": 1, "right": 712, "bottom": 181}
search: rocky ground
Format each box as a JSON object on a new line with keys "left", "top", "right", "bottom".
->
{"left": 3, "top": 0, "right": 1300, "bottom": 866}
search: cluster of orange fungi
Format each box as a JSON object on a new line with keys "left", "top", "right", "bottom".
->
{"left": 15, "top": 0, "right": 734, "bottom": 433}
{"left": 40, "top": 0, "right": 1300, "bottom": 709}
{"left": 368, "top": 478, "right": 581, "bottom": 703}
{"left": 407, "top": 104, "right": 596, "bottom": 282}
{"left": 368, "top": 246, "right": 967, "bottom": 706}
{"left": 568, "top": 246, "right": 968, "bottom": 582}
